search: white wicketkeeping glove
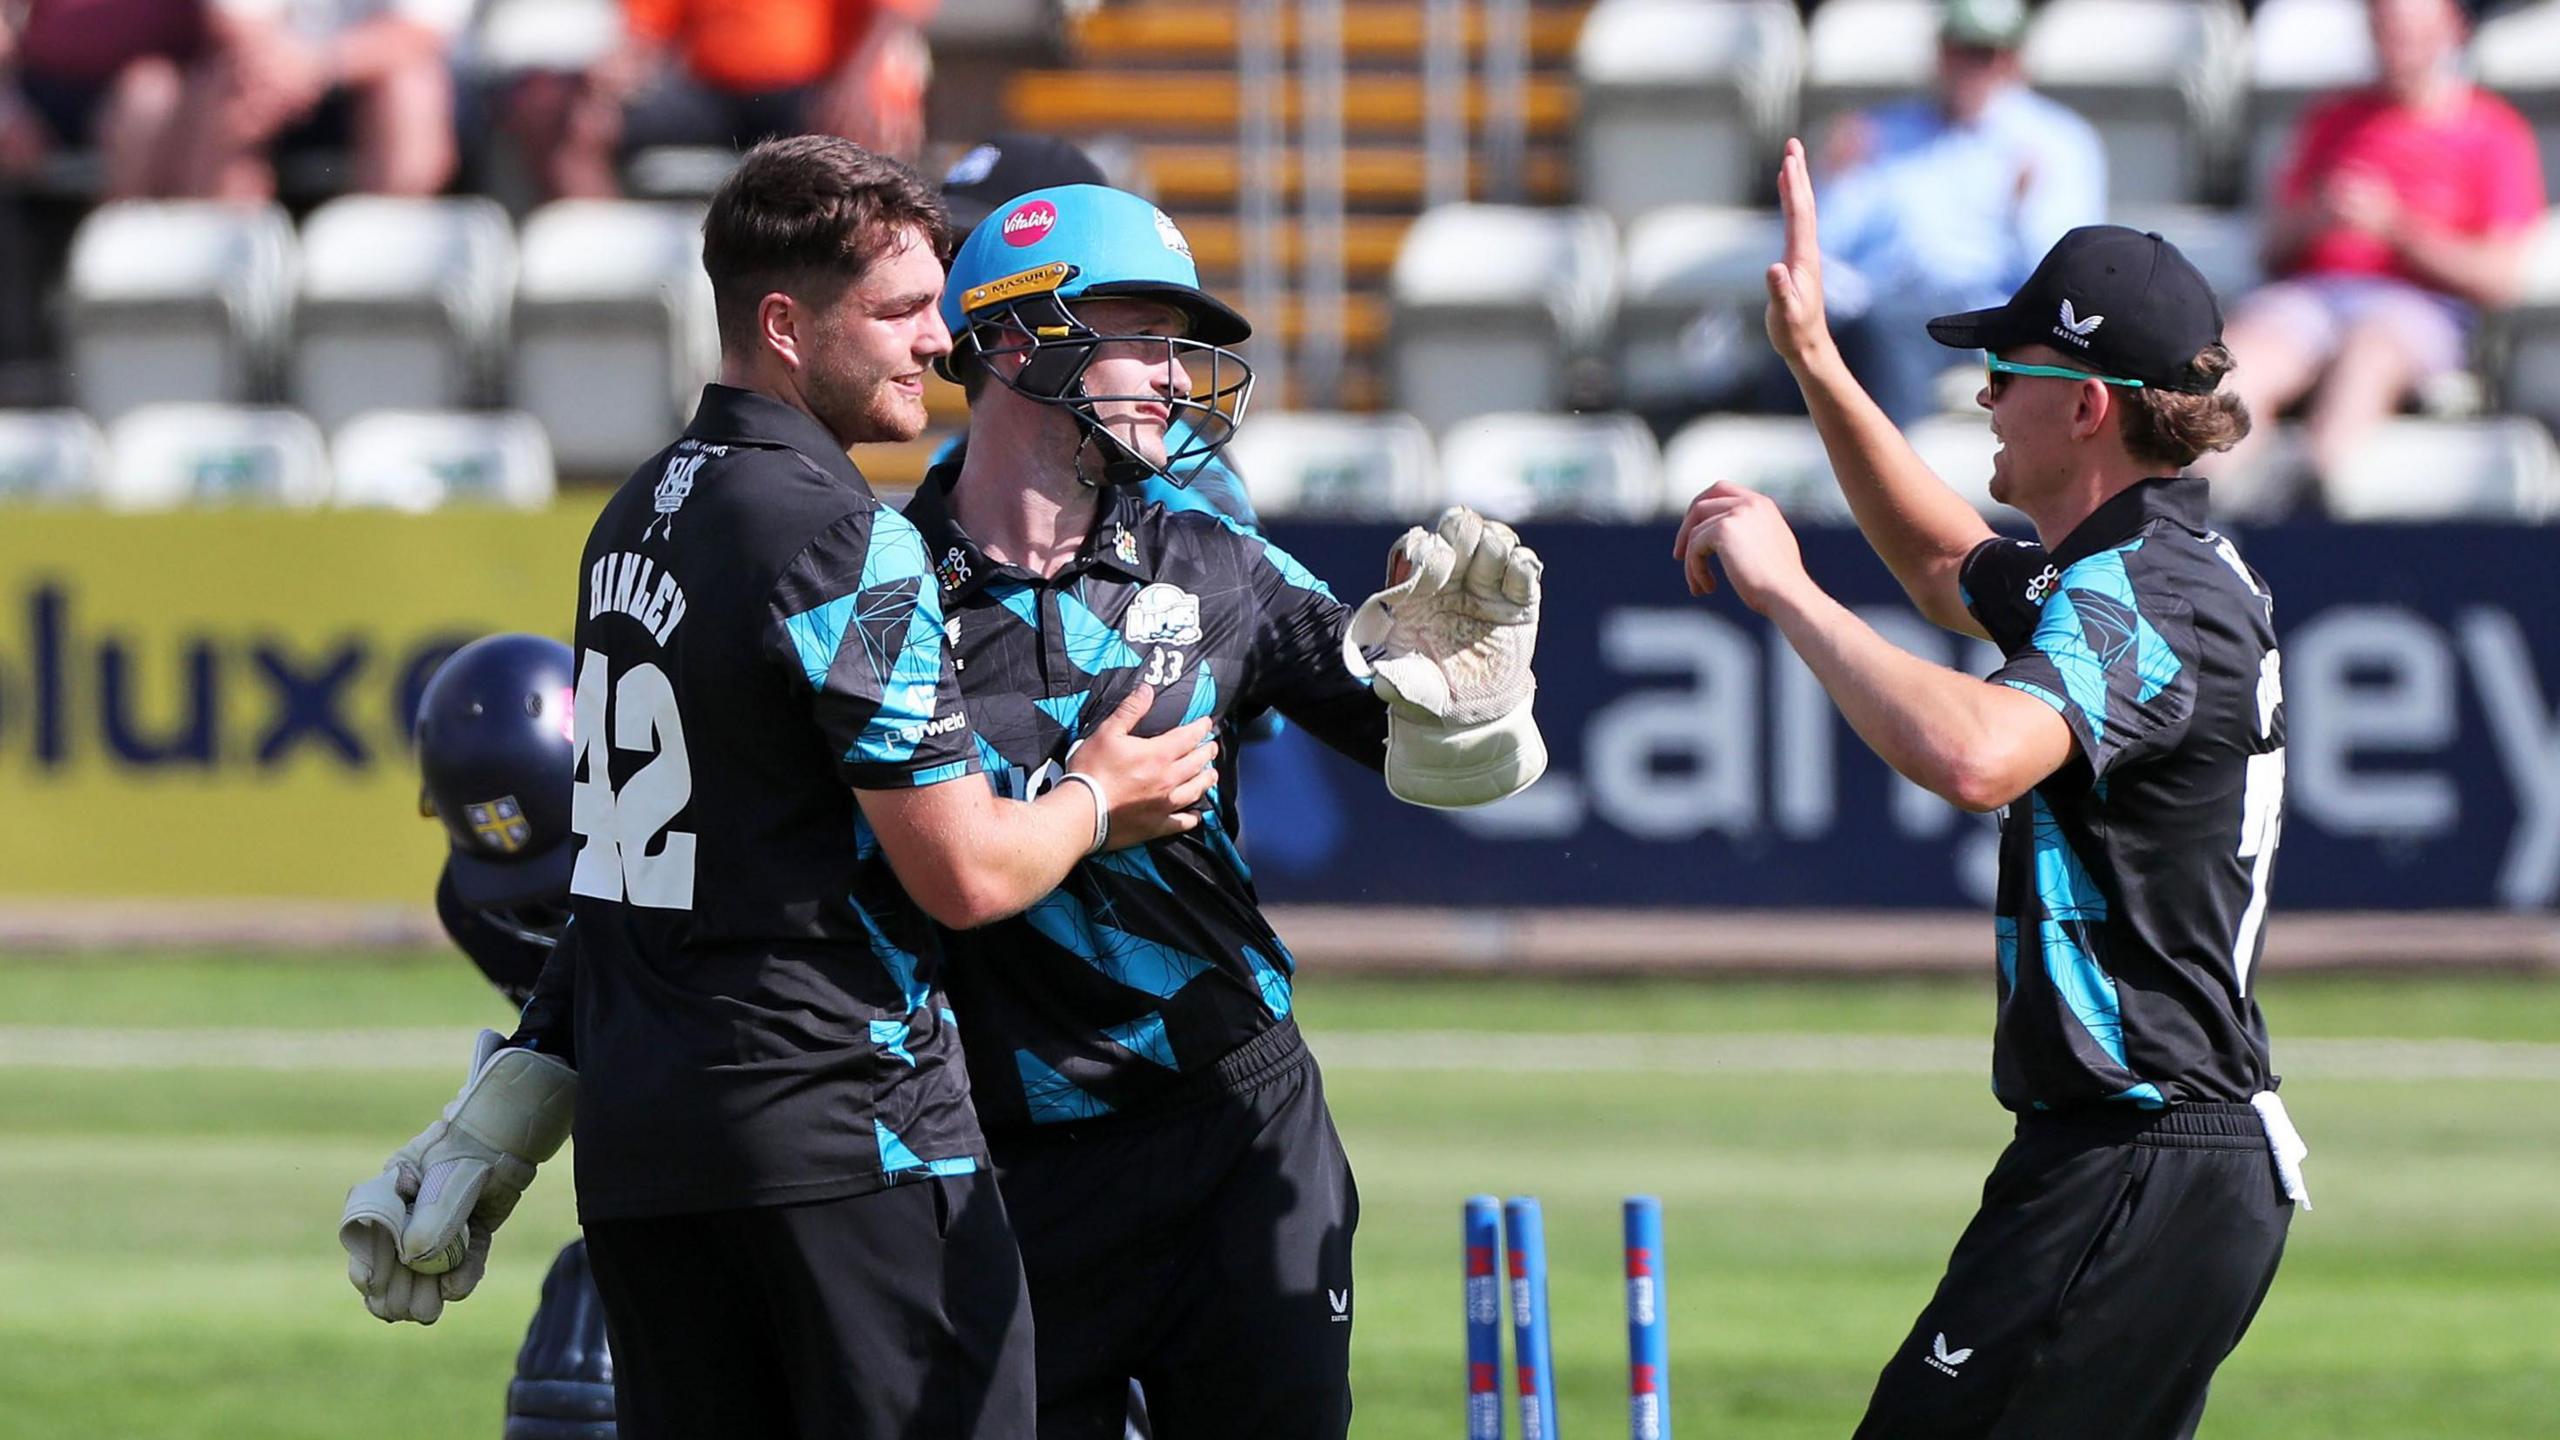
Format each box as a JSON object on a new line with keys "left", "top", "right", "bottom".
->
{"left": 340, "top": 1167, "right": 481, "bottom": 1324}
{"left": 1342, "top": 506, "right": 1548, "bottom": 808}
{"left": 339, "top": 1030, "right": 576, "bottom": 1322}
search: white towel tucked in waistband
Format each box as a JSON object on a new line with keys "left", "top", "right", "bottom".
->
{"left": 2250, "top": 1091, "right": 2313, "bottom": 1211}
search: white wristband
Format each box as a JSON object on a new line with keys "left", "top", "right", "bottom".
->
{"left": 1057, "top": 771, "right": 1110, "bottom": 855}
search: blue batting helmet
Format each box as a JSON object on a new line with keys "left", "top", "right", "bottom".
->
{"left": 940, "top": 184, "right": 1254, "bottom": 487}
{"left": 415, "top": 633, "right": 576, "bottom": 916}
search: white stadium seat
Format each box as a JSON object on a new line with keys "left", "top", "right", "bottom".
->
{"left": 1575, "top": 0, "right": 1803, "bottom": 220}
{"left": 102, "top": 404, "right": 330, "bottom": 510}
{"left": 2324, "top": 417, "right": 2560, "bottom": 522}
{"left": 2024, "top": 0, "right": 2249, "bottom": 206}
{"left": 2113, "top": 203, "right": 2264, "bottom": 303}
{"left": 63, "top": 201, "right": 296, "bottom": 421}
{"left": 1437, "top": 412, "right": 1663, "bottom": 522}
{"left": 331, "top": 410, "right": 558, "bottom": 510}
{"left": 1801, "top": 0, "right": 1943, "bottom": 147}
{"left": 461, "top": 0, "right": 621, "bottom": 74}
{"left": 2495, "top": 212, "right": 2560, "bottom": 434}
{"left": 1616, "top": 205, "right": 1784, "bottom": 407}
{"left": 293, "top": 196, "right": 516, "bottom": 430}
{"left": 2476, "top": 1, "right": 2560, "bottom": 203}
{"left": 0, "top": 409, "right": 109, "bottom": 502}
{"left": 511, "top": 200, "right": 718, "bottom": 475}
{"left": 1389, "top": 204, "right": 1618, "bottom": 433}
{"left": 1907, "top": 412, "right": 2006, "bottom": 518}
{"left": 1662, "top": 414, "right": 1856, "bottom": 524}
{"left": 2242, "top": 0, "right": 2372, "bottom": 203}
{"left": 1220, "top": 411, "right": 1439, "bottom": 519}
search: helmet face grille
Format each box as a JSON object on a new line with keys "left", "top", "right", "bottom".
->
{"left": 962, "top": 297, "right": 1255, "bottom": 490}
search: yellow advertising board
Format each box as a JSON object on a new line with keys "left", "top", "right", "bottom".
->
{"left": 0, "top": 504, "right": 602, "bottom": 901}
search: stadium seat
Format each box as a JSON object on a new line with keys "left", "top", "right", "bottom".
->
{"left": 1389, "top": 204, "right": 1617, "bottom": 433}
{"left": 331, "top": 410, "right": 558, "bottom": 510}
{"left": 462, "top": 0, "right": 620, "bottom": 73}
{"left": 2475, "top": 1, "right": 2560, "bottom": 198}
{"left": 2324, "top": 416, "right": 2560, "bottom": 521}
{"left": 1220, "top": 410, "right": 1439, "bottom": 519}
{"left": 101, "top": 404, "right": 330, "bottom": 510}
{"left": 2495, "top": 212, "right": 2560, "bottom": 434}
{"left": 1574, "top": 0, "right": 1803, "bottom": 220}
{"left": 2114, "top": 203, "right": 2264, "bottom": 302}
{"left": 510, "top": 201, "right": 718, "bottom": 476}
{"left": 2023, "top": 0, "right": 2249, "bottom": 206}
{"left": 2242, "top": 0, "right": 2372, "bottom": 203}
{"left": 1437, "top": 412, "right": 1662, "bottom": 521}
{"left": 0, "top": 409, "right": 108, "bottom": 502}
{"left": 1616, "top": 206, "right": 1784, "bottom": 408}
{"left": 62, "top": 201, "right": 296, "bottom": 422}
{"left": 1801, "top": 0, "right": 1943, "bottom": 146}
{"left": 1907, "top": 412, "right": 2005, "bottom": 517}
{"left": 1661, "top": 414, "right": 1856, "bottom": 524}
{"left": 292, "top": 197, "right": 516, "bottom": 430}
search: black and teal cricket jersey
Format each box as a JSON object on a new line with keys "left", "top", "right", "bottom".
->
{"left": 901, "top": 466, "right": 1388, "bottom": 1133}
{"left": 529, "top": 385, "right": 989, "bottom": 1222}
{"left": 1961, "top": 476, "right": 2287, "bottom": 1114}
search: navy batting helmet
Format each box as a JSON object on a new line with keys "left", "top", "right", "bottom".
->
{"left": 416, "top": 634, "right": 576, "bottom": 922}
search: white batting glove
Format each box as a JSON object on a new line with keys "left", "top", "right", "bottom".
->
{"left": 372, "top": 1031, "right": 576, "bottom": 1287}
{"left": 1343, "top": 506, "right": 1548, "bottom": 808}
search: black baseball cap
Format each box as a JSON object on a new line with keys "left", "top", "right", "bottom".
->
{"left": 941, "top": 134, "right": 1110, "bottom": 233}
{"left": 1927, "top": 225, "right": 2226, "bottom": 393}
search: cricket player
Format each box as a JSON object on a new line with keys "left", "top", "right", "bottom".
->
{"left": 1676, "top": 139, "right": 2304, "bottom": 1438}
{"left": 339, "top": 137, "right": 1223, "bottom": 1440}
{"left": 908, "top": 181, "right": 1550, "bottom": 1439}
{"left": 346, "top": 631, "right": 616, "bottom": 1437}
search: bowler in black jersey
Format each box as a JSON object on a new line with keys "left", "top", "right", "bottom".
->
{"left": 339, "top": 138, "right": 1221, "bottom": 1440}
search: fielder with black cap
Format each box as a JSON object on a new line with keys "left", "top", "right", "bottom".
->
{"left": 907, "top": 183, "right": 1548, "bottom": 1438}
{"left": 1677, "top": 139, "right": 2306, "bottom": 1439}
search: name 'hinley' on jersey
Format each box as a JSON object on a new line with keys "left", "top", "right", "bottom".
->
{"left": 587, "top": 551, "right": 690, "bottom": 645}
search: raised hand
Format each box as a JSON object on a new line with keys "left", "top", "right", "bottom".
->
{"left": 1764, "top": 137, "right": 1836, "bottom": 374}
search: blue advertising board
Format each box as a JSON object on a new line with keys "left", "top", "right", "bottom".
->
{"left": 1238, "top": 521, "right": 2560, "bottom": 912}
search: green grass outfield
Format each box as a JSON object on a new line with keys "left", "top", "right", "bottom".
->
{"left": 3, "top": 953, "right": 2556, "bottom": 1438}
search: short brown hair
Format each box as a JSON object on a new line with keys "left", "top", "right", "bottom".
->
{"left": 2119, "top": 344, "right": 2251, "bottom": 471}
{"left": 702, "top": 136, "right": 953, "bottom": 353}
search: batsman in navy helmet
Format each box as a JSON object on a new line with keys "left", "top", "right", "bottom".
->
{"left": 389, "top": 632, "right": 618, "bottom": 1440}
{"left": 908, "top": 184, "right": 1551, "bottom": 1439}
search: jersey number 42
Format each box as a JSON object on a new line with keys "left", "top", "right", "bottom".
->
{"left": 569, "top": 648, "right": 697, "bottom": 909}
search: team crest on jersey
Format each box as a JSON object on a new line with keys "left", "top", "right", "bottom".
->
{"left": 937, "top": 546, "right": 973, "bottom": 592}
{"left": 1113, "top": 527, "right": 1141, "bottom": 566}
{"left": 1123, "top": 582, "right": 1203, "bottom": 646}
{"left": 465, "top": 796, "right": 531, "bottom": 854}
{"left": 646, "top": 443, "right": 720, "bottom": 541}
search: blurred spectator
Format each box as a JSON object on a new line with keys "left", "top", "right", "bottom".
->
{"left": 172, "top": 0, "right": 468, "bottom": 199}
{"left": 1798, "top": 0, "right": 2108, "bottom": 423}
{"left": 0, "top": 0, "right": 203, "bottom": 197}
{"left": 510, "top": 0, "right": 936, "bottom": 199}
{"left": 2207, "top": 0, "right": 2544, "bottom": 516}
